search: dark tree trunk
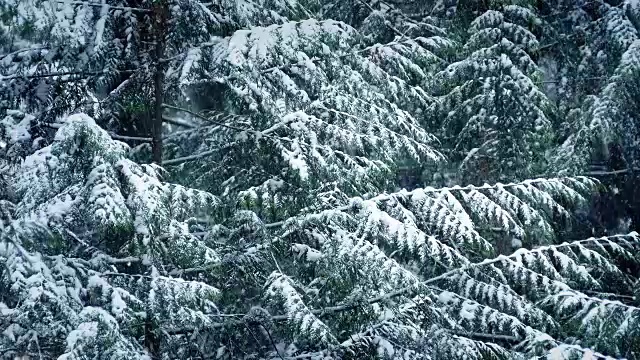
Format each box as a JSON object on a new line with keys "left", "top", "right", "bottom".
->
{"left": 152, "top": 1, "right": 167, "bottom": 165}
{"left": 496, "top": 232, "right": 511, "bottom": 255}
{"left": 144, "top": 314, "right": 160, "bottom": 358}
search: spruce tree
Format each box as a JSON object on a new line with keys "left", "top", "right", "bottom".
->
{"left": 433, "top": 2, "right": 553, "bottom": 184}
{"left": 543, "top": 0, "right": 640, "bottom": 174}
{"left": 1, "top": 1, "right": 639, "bottom": 359}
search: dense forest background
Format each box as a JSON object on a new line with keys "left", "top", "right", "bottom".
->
{"left": 2, "top": 0, "right": 640, "bottom": 359}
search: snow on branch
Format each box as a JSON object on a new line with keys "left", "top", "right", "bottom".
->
{"left": 264, "top": 177, "right": 597, "bottom": 262}
{"left": 54, "top": 0, "right": 151, "bottom": 12}
{"left": 265, "top": 176, "right": 597, "bottom": 233}
{"left": 266, "top": 272, "right": 337, "bottom": 344}
{"left": 0, "top": 69, "right": 136, "bottom": 81}
{"left": 344, "top": 232, "right": 640, "bottom": 311}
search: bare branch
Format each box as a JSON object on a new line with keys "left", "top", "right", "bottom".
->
{"left": 451, "top": 331, "right": 519, "bottom": 343}
{"left": 109, "top": 133, "right": 152, "bottom": 142}
{"left": 55, "top": 0, "right": 151, "bottom": 13}
{"left": 1, "top": 69, "right": 135, "bottom": 81}
{"left": 161, "top": 115, "right": 197, "bottom": 129}
{"left": 587, "top": 168, "right": 640, "bottom": 176}
{"left": 162, "top": 148, "right": 223, "bottom": 166}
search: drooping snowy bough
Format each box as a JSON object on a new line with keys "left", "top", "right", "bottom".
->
{"left": 1, "top": 115, "right": 638, "bottom": 359}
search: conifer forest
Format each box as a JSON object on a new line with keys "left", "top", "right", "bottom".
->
{"left": 5, "top": 0, "right": 640, "bottom": 359}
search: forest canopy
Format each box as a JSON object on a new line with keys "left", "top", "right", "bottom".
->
{"left": 1, "top": 0, "right": 640, "bottom": 359}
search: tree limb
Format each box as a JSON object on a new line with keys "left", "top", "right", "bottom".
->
{"left": 586, "top": 168, "right": 640, "bottom": 176}
{"left": 162, "top": 233, "right": 639, "bottom": 335}
{"left": 55, "top": 0, "right": 151, "bottom": 13}
{"left": 1, "top": 69, "right": 135, "bottom": 81}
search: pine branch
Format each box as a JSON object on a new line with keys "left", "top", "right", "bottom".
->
{"left": 418, "top": 233, "right": 637, "bottom": 286}
{"left": 106, "top": 256, "right": 142, "bottom": 265}
{"left": 537, "top": 76, "right": 611, "bottom": 84}
{"left": 0, "top": 46, "right": 47, "bottom": 61}
{"left": 162, "top": 104, "right": 263, "bottom": 135}
{"left": 159, "top": 40, "right": 222, "bottom": 63}
{"left": 176, "top": 34, "right": 445, "bottom": 83}
{"left": 108, "top": 134, "right": 152, "bottom": 142}
{"left": 537, "top": 0, "right": 626, "bottom": 51}
{"left": 163, "top": 295, "right": 383, "bottom": 335}
{"left": 162, "top": 104, "right": 414, "bottom": 168}
{"left": 1, "top": 69, "right": 135, "bottom": 81}
{"left": 580, "top": 290, "right": 636, "bottom": 301}
{"left": 262, "top": 176, "right": 596, "bottom": 229}
{"left": 163, "top": 233, "right": 637, "bottom": 336}
{"left": 168, "top": 261, "right": 220, "bottom": 276}
{"left": 318, "top": 104, "right": 440, "bottom": 149}
{"left": 55, "top": 0, "right": 151, "bottom": 13}
{"left": 376, "top": 0, "right": 447, "bottom": 36}
{"left": 42, "top": 123, "right": 150, "bottom": 142}
{"left": 160, "top": 115, "right": 196, "bottom": 128}
{"left": 353, "top": 0, "right": 406, "bottom": 39}
{"left": 162, "top": 147, "right": 226, "bottom": 166}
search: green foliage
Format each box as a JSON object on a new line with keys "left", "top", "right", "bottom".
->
{"left": 432, "top": 3, "right": 553, "bottom": 183}
{"left": 2, "top": 1, "right": 640, "bottom": 360}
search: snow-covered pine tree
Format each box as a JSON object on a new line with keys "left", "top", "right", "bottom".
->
{"left": 1, "top": 114, "right": 221, "bottom": 358}
{"left": 157, "top": 6, "right": 640, "bottom": 357}
{"left": 1, "top": 1, "right": 640, "bottom": 359}
{"left": 0, "top": 0, "right": 312, "bottom": 163}
{"left": 164, "top": 17, "right": 450, "bottom": 223}
{"left": 5, "top": 113, "right": 638, "bottom": 359}
{"left": 155, "top": 1, "right": 640, "bottom": 355}
{"left": 0, "top": 0, "right": 147, "bottom": 121}
{"left": 432, "top": 1, "right": 553, "bottom": 184}
{"left": 320, "top": 0, "right": 449, "bottom": 46}
{"left": 544, "top": 0, "right": 640, "bottom": 174}
{"left": 314, "top": 0, "right": 457, "bottom": 186}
